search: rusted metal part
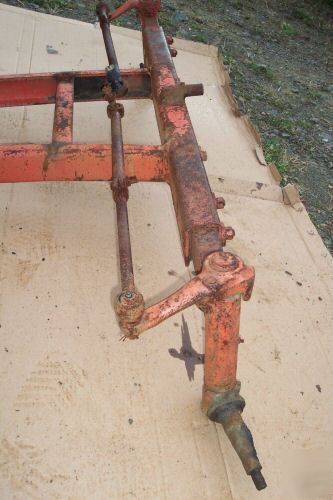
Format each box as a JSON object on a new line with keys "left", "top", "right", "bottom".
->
{"left": 109, "top": 101, "right": 145, "bottom": 326}
{"left": 52, "top": 79, "right": 74, "bottom": 144}
{"left": 0, "top": 0, "right": 266, "bottom": 489}
{"left": 119, "top": 251, "right": 254, "bottom": 338}
{"left": 207, "top": 383, "right": 267, "bottom": 491}
{"left": 0, "top": 69, "right": 150, "bottom": 107}
{"left": 109, "top": 0, "right": 161, "bottom": 20}
{"left": 139, "top": 15, "right": 224, "bottom": 271}
{"left": 116, "top": 290, "right": 145, "bottom": 331}
{"left": 109, "top": 102, "right": 135, "bottom": 291}
{"left": 114, "top": 194, "right": 136, "bottom": 291}
{"left": 0, "top": 144, "right": 167, "bottom": 182}
{"left": 201, "top": 297, "right": 242, "bottom": 408}
{"left": 96, "top": 2, "right": 128, "bottom": 97}
{"left": 214, "top": 194, "right": 225, "bottom": 209}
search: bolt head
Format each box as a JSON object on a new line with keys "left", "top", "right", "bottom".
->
{"left": 225, "top": 227, "right": 235, "bottom": 240}
{"left": 119, "top": 290, "right": 136, "bottom": 304}
{"left": 201, "top": 150, "right": 208, "bottom": 161}
{"left": 215, "top": 196, "right": 225, "bottom": 209}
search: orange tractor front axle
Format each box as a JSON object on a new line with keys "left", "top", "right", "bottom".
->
{"left": 0, "top": 0, "right": 266, "bottom": 490}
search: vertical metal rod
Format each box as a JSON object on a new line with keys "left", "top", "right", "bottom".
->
{"left": 96, "top": 2, "right": 127, "bottom": 95}
{"left": 109, "top": 103, "right": 135, "bottom": 291}
{"left": 52, "top": 79, "right": 74, "bottom": 144}
{"left": 97, "top": 2, "right": 120, "bottom": 67}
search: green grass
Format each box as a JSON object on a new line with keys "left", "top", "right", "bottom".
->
{"left": 194, "top": 33, "right": 208, "bottom": 43}
{"left": 265, "top": 116, "right": 296, "bottom": 135}
{"left": 222, "top": 53, "right": 236, "bottom": 66}
{"left": 263, "top": 139, "right": 288, "bottom": 174}
{"left": 307, "top": 88, "right": 322, "bottom": 101}
{"left": 281, "top": 21, "right": 300, "bottom": 37}
{"left": 292, "top": 7, "right": 314, "bottom": 26}
{"left": 33, "top": 0, "right": 70, "bottom": 9}
{"left": 298, "top": 119, "right": 312, "bottom": 130}
{"left": 248, "top": 61, "right": 274, "bottom": 80}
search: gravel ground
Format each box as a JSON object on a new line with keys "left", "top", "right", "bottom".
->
{"left": 1, "top": 0, "right": 333, "bottom": 252}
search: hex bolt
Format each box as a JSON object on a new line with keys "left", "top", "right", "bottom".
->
{"left": 215, "top": 196, "right": 225, "bottom": 209}
{"left": 225, "top": 227, "right": 235, "bottom": 240}
{"left": 119, "top": 290, "right": 136, "bottom": 304}
{"left": 200, "top": 150, "right": 208, "bottom": 161}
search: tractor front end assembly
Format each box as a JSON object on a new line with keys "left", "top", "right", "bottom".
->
{"left": 0, "top": 0, "right": 266, "bottom": 490}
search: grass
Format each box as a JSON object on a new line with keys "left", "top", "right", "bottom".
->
{"left": 248, "top": 61, "right": 274, "bottom": 81}
{"left": 265, "top": 116, "right": 296, "bottom": 135}
{"left": 297, "top": 119, "right": 312, "bottom": 130}
{"left": 263, "top": 139, "right": 288, "bottom": 174}
{"left": 281, "top": 21, "right": 300, "bottom": 37}
{"left": 32, "top": 0, "right": 71, "bottom": 9}
{"left": 222, "top": 53, "right": 236, "bottom": 66}
{"left": 292, "top": 7, "right": 314, "bottom": 26}
{"left": 260, "top": 84, "right": 286, "bottom": 110}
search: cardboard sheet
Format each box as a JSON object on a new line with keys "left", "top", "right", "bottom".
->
{"left": 0, "top": 4, "right": 332, "bottom": 499}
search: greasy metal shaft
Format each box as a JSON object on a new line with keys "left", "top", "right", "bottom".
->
{"left": 109, "top": 104, "right": 135, "bottom": 291}
{"left": 96, "top": 2, "right": 126, "bottom": 95}
{"left": 96, "top": 2, "right": 119, "bottom": 67}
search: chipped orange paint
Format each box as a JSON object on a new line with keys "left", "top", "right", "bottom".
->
{"left": 166, "top": 106, "right": 191, "bottom": 136}
{"left": 157, "top": 66, "right": 175, "bottom": 90}
{"left": 202, "top": 298, "right": 241, "bottom": 408}
{"left": 0, "top": 144, "right": 167, "bottom": 183}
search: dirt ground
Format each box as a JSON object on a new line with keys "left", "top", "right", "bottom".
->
{"left": 1, "top": 0, "right": 333, "bottom": 252}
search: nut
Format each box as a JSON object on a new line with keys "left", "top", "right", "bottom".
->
{"left": 115, "top": 290, "right": 145, "bottom": 328}
{"left": 220, "top": 225, "right": 235, "bottom": 241}
{"left": 200, "top": 150, "right": 208, "bottom": 162}
{"left": 107, "top": 101, "right": 125, "bottom": 118}
{"left": 215, "top": 196, "right": 225, "bottom": 209}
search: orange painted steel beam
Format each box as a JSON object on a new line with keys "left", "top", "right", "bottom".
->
{"left": 0, "top": 144, "right": 167, "bottom": 183}
{"left": 0, "top": 69, "right": 151, "bottom": 107}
